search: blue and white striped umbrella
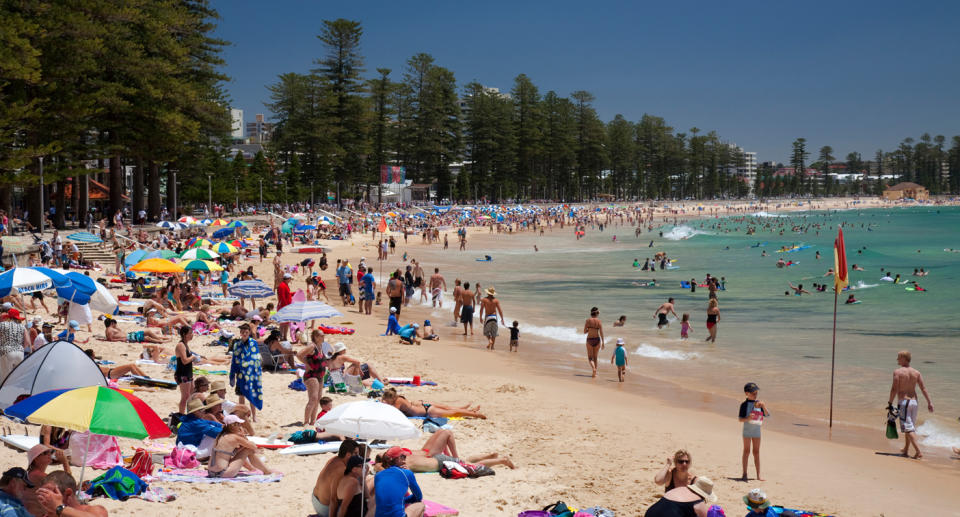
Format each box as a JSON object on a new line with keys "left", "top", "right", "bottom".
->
{"left": 227, "top": 280, "right": 274, "bottom": 299}
{"left": 273, "top": 301, "right": 342, "bottom": 323}
{"left": 156, "top": 221, "right": 187, "bottom": 230}
{"left": 0, "top": 267, "right": 62, "bottom": 297}
{"left": 66, "top": 232, "right": 103, "bottom": 243}
{"left": 199, "top": 218, "right": 214, "bottom": 225}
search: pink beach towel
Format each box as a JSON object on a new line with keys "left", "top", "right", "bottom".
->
{"left": 68, "top": 431, "right": 121, "bottom": 469}
{"left": 424, "top": 500, "right": 459, "bottom": 516}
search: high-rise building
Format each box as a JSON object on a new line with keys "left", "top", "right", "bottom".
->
{"left": 230, "top": 109, "right": 244, "bottom": 140}
{"left": 246, "top": 114, "right": 273, "bottom": 144}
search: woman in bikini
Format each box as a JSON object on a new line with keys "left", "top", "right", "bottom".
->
{"left": 400, "top": 429, "right": 515, "bottom": 473}
{"left": 583, "top": 307, "right": 605, "bottom": 378}
{"left": 206, "top": 415, "right": 275, "bottom": 478}
{"left": 704, "top": 299, "right": 720, "bottom": 343}
{"left": 381, "top": 388, "right": 486, "bottom": 419}
{"left": 296, "top": 330, "right": 329, "bottom": 426}
{"left": 325, "top": 342, "right": 386, "bottom": 387}
{"left": 194, "top": 304, "right": 221, "bottom": 331}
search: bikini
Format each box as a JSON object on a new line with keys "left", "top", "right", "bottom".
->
{"left": 208, "top": 445, "right": 240, "bottom": 478}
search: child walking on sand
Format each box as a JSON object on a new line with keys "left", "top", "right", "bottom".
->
{"left": 509, "top": 321, "right": 519, "bottom": 352}
{"left": 611, "top": 338, "right": 627, "bottom": 382}
{"left": 680, "top": 313, "right": 692, "bottom": 340}
{"left": 739, "top": 382, "right": 769, "bottom": 481}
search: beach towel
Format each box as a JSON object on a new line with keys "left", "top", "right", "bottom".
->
{"left": 288, "top": 378, "right": 307, "bottom": 391}
{"left": 424, "top": 500, "right": 460, "bottom": 516}
{"left": 150, "top": 468, "right": 283, "bottom": 484}
{"left": 229, "top": 337, "right": 263, "bottom": 410}
{"left": 770, "top": 507, "right": 834, "bottom": 517}
{"left": 134, "top": 486, "right": 177, "bottom": 503}
{"left": 85, "top": 466, "right": 148, "bottom": 500}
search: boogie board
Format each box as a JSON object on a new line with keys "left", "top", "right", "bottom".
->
{"left": 0, "top": 434, "right": 40, "bottom": 452}
{"left": 128, "top": 375, "right": 178, "bottom": 390}
{"left": 475, "top": 258, "right": 492, "bottom": 262}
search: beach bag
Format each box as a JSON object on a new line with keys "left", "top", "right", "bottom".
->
{"left": 885, "top": 405, "right": 899, "bottom": 439}
{"left": 85, "top": 466, "right": 147, "bottom": 501}
{"left": 438, "top": 461, "right": 470, "bottom": 479}
{"left": 706, "top": 506, "right": 725, "bottom": 517}
{"left": 288, "top": 429, "right": 317, "bottom": 444}
{"left": 543, "top": 502, "right": 575, "bottom": 517}
{"left": 127, "top": 448, "right": 154, "bottom": 478}
{"left": 168, "top": 412, "right": 184, "bottom": 434}
{"left": 164, "top": 446, "right": 199, "bottom": 469}
{"left": 288, "top": 378, "right": 307, "bottom": 391}
{"left": 68, "top": 431, "right": 121, "bottom": 469}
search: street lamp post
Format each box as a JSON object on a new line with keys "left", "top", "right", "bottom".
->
{"left": 310, "top": 181, "right": 314, "bottom": 209}
{"left": 172, "top": 170, "right": 177, "bottom": 218}
{"left": 234, "top": 177, "right": 239, "bottom": 215}
{"left": 38, "top": 156, "right": 44, "bottom": 235}
{"left": 207, "top": 174, "right": 212, "bottom": 215}
{"left": 259, "top": 178, "right": 263, "bottom": 209}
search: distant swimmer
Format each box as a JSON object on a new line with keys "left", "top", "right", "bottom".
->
{"left": 761, "top": 250, "right": 768, "bottom": 257}
{"left": 823, "top": 268, "right": 835, "bottom": 277}
{"left": 613, "top": 315, "right": 626, "bottom": 327}
{"left": 815, "top": 251, "right": 821, "bottom": 260}
{"left": 649, "top": 240, "right": 654, "bottom": 247}
{"left": 776, "top": 258, "right": 785, "bottom": 268}
{"left": 852, "top": 264, "right": 864, "bottom": 271}
{"left": 654, "top": 298, "right": 679, "bottom": 329}
{"left": 845, "top": 294, "right": 859, "bottom": 304}
{"left": 788, "top": 282, "right": 810, "bottom": 295}
{"left": 534, "top": 245, "right": 538, "bottom": 252}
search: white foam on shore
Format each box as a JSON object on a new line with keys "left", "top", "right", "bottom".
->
{"left": 522, "top": 324, "right": 582, "bottom": 343}
{"left": 662, "top": 225, "right": 712, "bottom": 241}
{"left": 851, "top": 280, "right": 878, "bottom": 290}
{"left": 632, "top": 343, "right": 699, "bottom": 360}
{"left": 916, "top": 420, "right": 960, "bottom": 449}
{"left": 751, "top": 211, "right": 787, "bottom": 218}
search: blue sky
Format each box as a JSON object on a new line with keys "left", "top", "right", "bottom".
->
{"left": 212, "top": 0, "right": 960, "bottom": 163}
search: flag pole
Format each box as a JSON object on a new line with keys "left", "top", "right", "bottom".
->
{"left": 829, "top": 284, "right": 838, "bottom": 428}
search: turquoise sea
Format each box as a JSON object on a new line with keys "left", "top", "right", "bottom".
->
{"left": 408, "top": 206, "right": 960, "bottom": 453}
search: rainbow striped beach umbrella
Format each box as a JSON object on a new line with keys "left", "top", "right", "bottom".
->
{"left": 189, "top": 238, "right": 214, "bottom": 249}
{"left": 210, "top": 241, "right": 238, "bottom": 254}
{"left": 4, "top": 386, "right": 169, "bottom": 439}
{"left": 208, "top": 218, "right": 230, "bottom": 226}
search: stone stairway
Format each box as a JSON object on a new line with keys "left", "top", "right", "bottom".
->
{"left": 75, "top": 241, "right": 115, "bottom": 270}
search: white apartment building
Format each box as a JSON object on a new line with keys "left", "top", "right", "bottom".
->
{"left": 230, "top": 108, "right": 244, "bottom": 140}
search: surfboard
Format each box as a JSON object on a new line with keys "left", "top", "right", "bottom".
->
{"left": 278, "top": 441, "right": 391, "bottom": 456}
{"left": 475, "top": 258, "right": 492, "bottom": 262}
{"left": 0, "top": 434, "right": 39, "bottom": 452}
{"left": 128, "top": 375, "right": 178, "bottom": 389}
{"left": 249, "top": 436, "right": 294, "bottom": 449}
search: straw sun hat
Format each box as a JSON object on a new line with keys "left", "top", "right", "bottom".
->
{"left": 688, "top": 476, "right": 718, "bottom": 503}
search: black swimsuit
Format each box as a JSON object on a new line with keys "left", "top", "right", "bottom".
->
{"left": 175, "top": 341, "right": 193, "bottom": 384}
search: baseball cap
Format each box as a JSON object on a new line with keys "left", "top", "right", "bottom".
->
{"left": 283, "top": 273, "right": 292, "bottom": 279}
{"left": 383, "top": 446, "right": 412, "bottom": 459}
{"left": 744, "top": 382, "right": 759, "bottom": 393}
{"left": 389, "top": 307, "right": 396, "bottom": 313}
{"left": 68, "top": 320, "right": 80, "bottom": 329}
{"left": 1, "top": 467, "right": 34, "bottom": 488}
{"left": 223, "top": 414, "right": 245, "bottom": 425}
{"left": 5, "top": 308, "right": 24, "bottom": 321}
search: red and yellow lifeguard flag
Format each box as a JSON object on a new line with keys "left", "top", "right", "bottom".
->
{"left": 834, "top": 227, "right": 848, "bottom": 290}
{"left": 377, "top": 216, "right": 388, "bottom": 233}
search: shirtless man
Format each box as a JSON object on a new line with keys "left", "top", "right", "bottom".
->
{"left": 888, "top": 350, "right": 934, "bottom": 459}
{"left": 583, "top": 307, "right": 604, "bottom": 377}
{"left": 103, "top": 318, "right": 168, "bottom": 344}
{"left": 386, "top": 270, "right": 405, "bottom": 316}
{"left": 787, "top": 282, "right": 810, "bottom": 295}
{"left": 458, "top": 282, "right": 474, "bottom": 336}
{"left": 479, "top": 287, "right": 505, "bottom": 350}
{"left": 429, "top": 268, "right": 447, "bottom": 308}
{"left": 654, "top": 298, "right": 679, "bottom": 329}
{"left": 311, "top": 439, "right": 358, "bottom": 517}
{"left": 413, "top": 260, "right": 427, "bottom": 303}
{"left": 451, "top": 279, "right": 463, "bottom": 324}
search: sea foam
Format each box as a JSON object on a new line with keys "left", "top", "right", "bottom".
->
{"left": 662, "top": 225, "right": 712, "bottom": 241}
{"left": 751, "top": 211, "right": 787, "bottom": 218}
{"left": 916, "top": 420, "right": 960, "bottom": 449}
{"left": 632, "top": 343, "right": 699, "bottom": 360}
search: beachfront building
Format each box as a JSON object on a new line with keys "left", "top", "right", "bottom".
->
{"left": 882, "top": 182, "right": 929, "bottom": 200}
{"left": 230, "top": 108, "right": 244, "bottom": 141}
{"left": 246, "top": 113, "right": 273, "bottom": 144}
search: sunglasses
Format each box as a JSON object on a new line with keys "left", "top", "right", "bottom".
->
{"left": 676, "top": 459, "right": 690, "bottom": 464}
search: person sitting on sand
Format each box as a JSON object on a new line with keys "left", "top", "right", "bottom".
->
{"left": 194, "top": 304, "right": 221, "bottom": 330}
{"left": 263, "top": 330, "right": 298, "bottom": 369}
{"left": 743, "top": 488, "right": 776, "bottom": 517}
{"left": 311, "top": 440, "right": 359, "bottom": 517}
{"left": 381, "top": 388, "right": 486, "bottom": 419}
{"left": 644, "top": 476, "right": 716, "bottom": 517}
{"left": 394, "top": 429, "right": 515, "bottom": 473}
{"left": 144, "top": 309, "right": 192, "bottom": 334}
{"left": 34, "top": 471, "right": 108, "bottom": 517}
{"left": 373, "top": 447, "right": 424, "bottom": 517}
{"left": 103, "top": 318, "right": 167, "bottom": 343}
{"left": 325, "top": 342, "right": 385, "bottom": 387}
{"left": 333, "top": 455, "right": 370, "bottom": 517}
{"left": 83, "top": 349, "right": 147, "bottom": 379}
{"left": 229, "top": 301, "right": 247, "bottom": 320}
{"left": 206, "top": 415, "right": 275, "bottom": 479}
{"left": 422, "top": 320, "right": 439, "bottom": 341}
{"left": 653, "top": 449, "right": 696, "bottom": 491}
{"left": 397, "top": 323, "right": 421, "bottom": 345}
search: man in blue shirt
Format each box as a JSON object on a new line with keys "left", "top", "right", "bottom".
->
{"left": 361, "top": 267, "right": 376, "bottom": 315}
{"left": 374, "top": 447, "right": 423, "bottom": 517}
{"left": 176, "top": 398, "right": 222, "bottom": 450}
{"left": 0, "top": 467, "right": 33, "bottom": 517}
{"left": 384, "top": 307, "right": 401, "bottom": 336}
{"left": 336, "top": 261, "right": 353, "bottom": 306}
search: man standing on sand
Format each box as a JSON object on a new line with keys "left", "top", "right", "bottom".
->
{"left": 311, "top": 440, "right": 358, "bottom": 517}
{"left": 654, "top": 298, "right": 679, "bottom": 328}
{"left": 888, "top": 350, "right": 934, "bottom": 459}
{"left": 459, "top": 282, "right": 474, "bottom": 336}
{"left": 386, "top": 270, "right": 405, "bottom": 316}
{"left": 429, "top": 268, "right": 447, "bottom": 308}
{"left": 480, "top": 287, "right": 505, "bottom": 350}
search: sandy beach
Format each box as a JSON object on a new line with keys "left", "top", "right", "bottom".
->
{"left": 1, "top": 197, "right": 958, "bottom": 517}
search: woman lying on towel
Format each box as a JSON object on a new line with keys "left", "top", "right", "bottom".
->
{"left": 206, "top": 415, "right": 276, "bottom": 479}
{"left": 84, "top": 349, "right": 148, "bottom": 379}
{"left": 398, "top": 429, "right": 514, "bottom": 473}
{"left": 381, "top": 388, "right": 486, "bottom": 419}
{"left": 104, "top": 318, "right": 168, "bottom": 343}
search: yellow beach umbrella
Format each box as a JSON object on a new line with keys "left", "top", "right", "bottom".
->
{"left": 129, "top": 258, "right": 185, "bottom": 273}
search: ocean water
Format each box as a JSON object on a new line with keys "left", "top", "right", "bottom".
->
{"left": 404, "top": 206, "right": 960, "bottom": 452}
